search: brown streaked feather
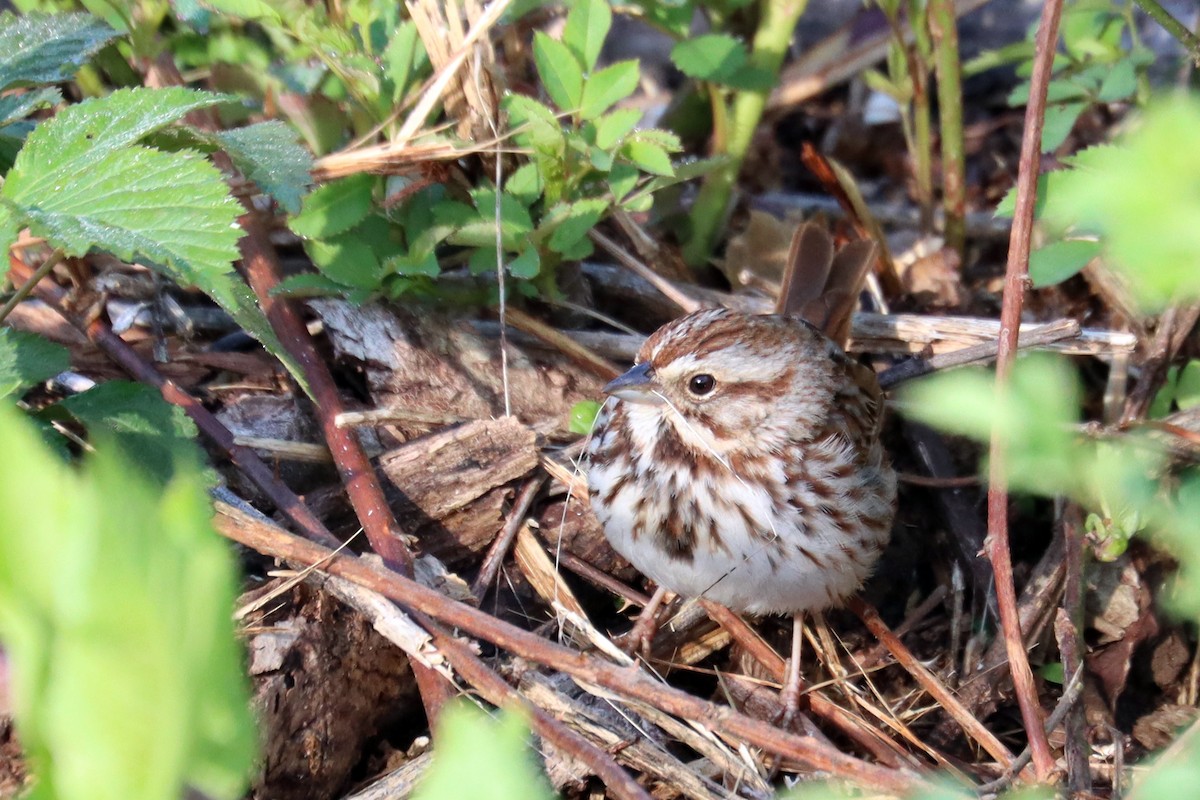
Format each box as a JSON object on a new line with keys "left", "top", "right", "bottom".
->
{"left": 776, "top": 221, "right": 834, "bottom": 318}
{"left": 821, "top": 239, "right": 878, "bottom": 347}
{"left": 776, "top": 223, "right": 878, "bottom": 348}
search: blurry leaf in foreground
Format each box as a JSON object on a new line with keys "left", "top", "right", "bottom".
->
{"left": 59, "top": 380, "right": 209, "bottom": 487}
{"left": 1045, "top": 95, "right": 1200, "bottom": 309}
{"left": 898, "top": 353, "right": 1082, "bottom": 494}
{"left": 413, "top": 701, "right": 554, "bottom": 800}
{"left": 0, "top": 402, "right": 256, "bottom": 800}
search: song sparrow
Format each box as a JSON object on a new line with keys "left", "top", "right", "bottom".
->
{"left": 585, "top": 225, "right": 896, "bottom": 714}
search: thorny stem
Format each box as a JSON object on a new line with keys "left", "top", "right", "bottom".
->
{"left": 683, "top": 0, "right": 809, "bottom": 267}
{"left": 140, "top": 53, "right": 457, "bottom": 723}
{"left": 928, "top": 0, "right": 966, "bottom": 259}
{"left": 989, "top": 0, "right": 1064, "bottom": 781}
{"left": 1133, "top": 0, "right": 1200, "bottom": 67}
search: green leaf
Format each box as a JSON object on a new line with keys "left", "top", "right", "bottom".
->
{"left": 385, "top": 250, "right": 441, "bottom": 278}
{"left": 0, "top": 86, "right": 60, "bottom": 129}
{"left": 629, "top": 127, "right": 682, "bottom": 151}
{"left": 608, "top": 162, "right": 639, "bottom": 201}
{"left": 196, "top": 0, "right": 282, "bottom": 23}
{"left": 1039, "top": 662, "right": 1066, "bottom": 685}
{"left": 562, "top": 0, "right": 611, "bottom": 72}
{"left": 0, "top": 403, "right": 257, "bottom": 800}
{"left": 1, "top": 88, "right": 298, "bottom": 391}
{"left": 543, "top": 198, "right": 608, "bottom": 254}
{"left": 1097, "top": 58, "right": 1137, "bottom": 103}
{"left": 507, "top": 247, "right": 541, "bottom": 278}
{"left": 0, "top": 328, "right": 69, "bottom": 399}
{"left": 533, "top": 31, "right": 584, "bottom": 112}
{"left": 1044, "top": 96, "right": 1200, "bottom": 309}
{"left": 671, "top": 34, "right": 747, "bottom": 83}
{"left": 569, "top": 399, "right": 601, "bottom": 434}
{"left": 994, "top": 169, "right": 1074, "bottom": 220}
{"left": 414, "top": 702, "right": 554, "bottom": 800}
{"left": 1175, "top": 360, "right": 1200, "bottom": 411}
{"left": 271, "top": 272, "right": 352, "bottom": 298}
{"left": 580, "top": 60, "right": 639, "bottom": 120}
{"left": 290, "top": 174, "right": 375, "bottom": 238}
{"left": 0, "top": 202, "right": 16, "bottom": 275}
{"left": 305, "top": 232, "right": 383, "bottom": 289}
{"left": 1029, "top": 239, "right": 1101, "bottom": 287}
{"left": 594, "top": 107, "right": 642, "bottom": 149}
{"left": 217, "top": 122, "right": 313, "bottom": 214}
{"left": 0, "top": 11, "right": 119, "bottom": 90}
{"left": 1041, "top": 102, "right": 1085, "bottom": 153}
{"left": 630, "top": 155, "right": 730, "bottom": 200}
{"left": 5, "top": 87, "right": 232, "bottom": 164}
{"left": 59, "top": 381, "right": 206, "bottom": 486}
{"left": 505, "top": 162, "right": 544, "bottom": 205}
{"left": 384, "top": 21, "right": 421, "bottom": 102}
{"left": 503, "top": 94, "right": 564, "bottom": 151}
{"left": 622, "top": 138, "right": 674, "bottom": 176}
{"left": 447, "top": 190, "right": 534, "bottom": 249}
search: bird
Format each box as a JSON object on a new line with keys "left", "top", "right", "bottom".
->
{"left": 584, "top": 222, "right": 897, "bottom": 719}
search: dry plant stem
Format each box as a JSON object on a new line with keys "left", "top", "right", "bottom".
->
{"left": 878, "top": 317, "right": 1080, "bottom": 389}
{"left": 240, "top": 220, "right": 410, "bottom": 566}
{"left": 976, "top": 662, "right": 1085, "bottom": 794}
{"left": 0, "top": 248, "right": 65, "bottom": 324}
{"left": 928, "top": 0, "right": 966, "bottom": 259}
{"left": 857, "top": 585, "right": 949, "bottom": 670}
{"left": 471, "top": 476, "right": 544, "bottom": 599}
{"left": 847, "top": 597, "right": 1016, "bottom": 769}
{"left": 1058, "top": 506, "right": 1091, "bottom": 795}
{"left": 501, "top": 306, "right": 620, "bottom": 380}
{"left": 696, "top": 601, "right": 908, "bottom": 766}
{"left": 5, "top": 254, "right": 340, "bottom": 550}
{"left": 216, "top": 512, "right": 925, "bottom": 794}
{"left": 589, "top": 230, "right": 700, "bottom": 314}
{"left": 419, "top": 618, "right": 652, "bottom": 800}
{"left": 987, "top": 0, "right": 1064, "bottom": 780}
{"left": 552, "top": 548, "right": 653, "bottom": 608}
{"left": 235, "top": 214, "right": 456, "bottom": 721}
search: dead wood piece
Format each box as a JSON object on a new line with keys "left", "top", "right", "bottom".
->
{"left": 376, "top": 418, "right": 538, "bottom": 563}
{"left": 247, "top": 584, "right": 419, "bottom": 800}
{"left": 341, "top": 752, "right": 432, "bottom": 800}
{"left": 310, "top": 300, "right": 604, "bottom": 437}
{"left": 537, "top": 495, "right": 634, "bottom": 582}
{"left": 521, "top": 674, "right": 729, "bottom": 800}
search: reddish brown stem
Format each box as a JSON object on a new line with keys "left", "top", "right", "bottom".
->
{"left": 216, "top": 510, "right": 926, "bottom": 795}
{"left": 848, "top": 597, "right": 1015, "bottom": 769}
{"left": 472, "top": 476, "right": 544, "bottom": 599}
{"left": 988, "top": 0, "right": 1065, "bottom": 781}
{"left": 146, "top": 49, "right": 457, "bottom": 727}
{"left": 234, "top": 214, "right": 456, "bottom": 720}
{"left": 697, "top": 600, "right": 910, "bottom": 767}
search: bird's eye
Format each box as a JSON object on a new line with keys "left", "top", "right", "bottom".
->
{"left": 688, "top": 374, "right": 716, "bottom": 396}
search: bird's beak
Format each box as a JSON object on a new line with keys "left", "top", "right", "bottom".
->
{"left": 603, "top": 362, "right": 664, "bottom": 405}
